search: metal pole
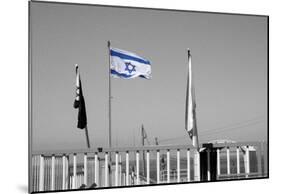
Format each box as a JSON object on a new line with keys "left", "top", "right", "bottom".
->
{"left": 108, "top": 40, "right": 112, "bottom": 149}
{"left": 84, "top": 126, "right": 90, "bottom": 148}
{"left": 107, "top": 40, "right": 112, "bottom": 186}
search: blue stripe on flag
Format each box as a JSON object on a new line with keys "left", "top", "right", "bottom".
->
{"left": 110, "top": 49, "right": 151, "bottom": 65}
{"left": 110, "top": 69, "right": 148, "bottom": 79}
{"left": 111, "top": 69, "right": 133, "bottom": 78}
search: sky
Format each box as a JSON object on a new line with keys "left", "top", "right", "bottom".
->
{"left": 30, "top": 2, "right": 268, "bottom": 151}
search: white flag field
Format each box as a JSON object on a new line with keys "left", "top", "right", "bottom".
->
{"left": 185, "top": 50, "right": 200, "bottom": 150}
{"left": 110, "top": 47, "right": 151, "bottom": 79}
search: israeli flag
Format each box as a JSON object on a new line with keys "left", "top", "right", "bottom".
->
{"left": 110, "top": 47, "right": 151, "bottom": 79}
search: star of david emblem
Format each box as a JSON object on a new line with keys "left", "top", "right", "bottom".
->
{"left": 124, "top": 62, "right": 136, "bottom": 74}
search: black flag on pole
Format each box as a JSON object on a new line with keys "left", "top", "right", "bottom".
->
{"left": 74, "top": 64, "right": 87, "bottom": 129}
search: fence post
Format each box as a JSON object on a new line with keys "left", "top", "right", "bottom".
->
{"left": 66, "top": 156, "right": 69, "bottom": 189}
{"left": 31, "top": 156, "right": 35, "bottom": 192}
{"left": 104, "top": 152, "right": 108, "bottom": 187}
{"left": 126, "top": 152, "right": 129, "bottom": 186}
{"left": 115, "top": 152, "right": 119, "bottom": 186}
{"left": 217, "top": 149, "right": 220, "bottom": 177}
{"left": 263, "top": 142, "right": 268, "bottom": 176}
{"left": 83, "top": 153, "right": 87, "bottom": 186}
{"left": 94, "top": 153, "right": 99, "bottom": 187}
{"left": 177, "top": 149, "right": 180, "bottom": 182}
{"left": 62, "top": 155, "right": 66, "bottom": 190}
{"left": 256, "top": 144, "right": 262, "bottom": 177}
{"left": 51, "top": 155, "right": 55, "bottom": 190}
{"left": 245, "top": 146, "right": 250, "bottom": 178}
{"left": 136, "top": 151, "right": 140, "bottom": 185}
{"left": 236, "top": 147, "right": 240, "bottom": 174}
{"left": 146, "top": 151, "right": 150, "bottom": 184}
{"left": 73, "top": 154, "right": 77, "bottom": 189}
{"left": 207, "top": 149, "right": 210, "bottom": 181}
{"left": 226, "top": 147, "right": 230, "bottom": 175}
{"left": 194, "top": 150, "right": 200, "bottom": 181}
{"left": 187, "top": 149, "right": 190, "bottom": 182}
{"left": 167, "top": 150, "right": 170, "bottom": 183}
{"left": 39, "top": 155, "right": 44, "bottom": 191}
{"left": 156, "top": 150, "right": 160, "bottom": 183}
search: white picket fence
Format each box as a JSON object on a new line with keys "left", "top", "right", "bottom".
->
{"left": 31, "top": 141, "right": 267, "bottom": 192}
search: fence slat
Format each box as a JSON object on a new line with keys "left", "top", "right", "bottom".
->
{"left": 146, "top": 151, "right": 150, "bottom": 184}
{"left": 263, "top": 142, "right": 268, "bottom": 176}
{"left": 217, "top": 149, "right": 220, "bottom": 176}
{"left": 194, "top": 151, "right": 200, "bottom": 181}
{"left": 157, "top": 150, "right": 160, "bottom": 183}
{"left": 226, "top": 147, "right": 230, "bottom": 175}
{"left": 177, "top": 150, "right": 180, "bottom": 182}
{"left": 51, "top": 156, "right": 55, "bottom": 190}
{"left": 94, "top": 153, "right": 99, "bottom": 187}
{"left": 207, "top": 149, "right": 210, "bottom": 181}
{"left": 115, "top": 152, "right": 119, "bottom": 186}
{"left": 236, "top": 147, "right": 240, "bottom": 174}
{"left": 257, "top": 144, "right": 262, "bottom": 176}
{"left": 126, "top": 152, "right": 129, "bottom": 186}
{"left": 119, "top": 154, "right": 122, "bottom": 186}
{"left": 39, "top": 155, "right": 44, "bottom": 191}
{"left": 167, "top": 150, "right": 170, "bottom": 183}
{"left": 104, "top": 153, "right": 108, "bottom": 187}
{"left": 187, "top": 149, "right": 190, "bottom": 182}
{"left": 62, "top": 155, "right": 66, "bottom": 189}
{"left": 73, "top": 154, "right": 77, "bottom": 189}
{"left": 245, "top": 146, "right": 250, "bottom": 178}
{"left": 136, "top": 151, "right": 140, "bottom": 185}
{"left": 66, "top": 156, "right": 69, "bottom": 189}
{"left": 83, "top": 153, "right": 87, "bottom": 186}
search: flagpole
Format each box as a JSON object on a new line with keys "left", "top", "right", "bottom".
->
{"left": 107, "top": 40, "right": 112, "bottom": 186}
{"left": 107, "top": 41, "right": 112, "bottom": 149}
{"left": 75, "top": 64, "right": 91, "bottom": 149}
{"left": 85, "top": 125, "right": 90, "bottom": 148}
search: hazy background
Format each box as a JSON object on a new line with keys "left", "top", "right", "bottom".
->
{"left": 30, "top": 2, "right": 268, "bottom": 151}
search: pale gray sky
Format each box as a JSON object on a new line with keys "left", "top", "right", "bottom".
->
{"left": 30, "top": 2, "right": 268, "bottom": 151}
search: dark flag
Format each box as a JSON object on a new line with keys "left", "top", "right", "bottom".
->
{"left": 74, "top": 64, "right": 87, "bottom": 129}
